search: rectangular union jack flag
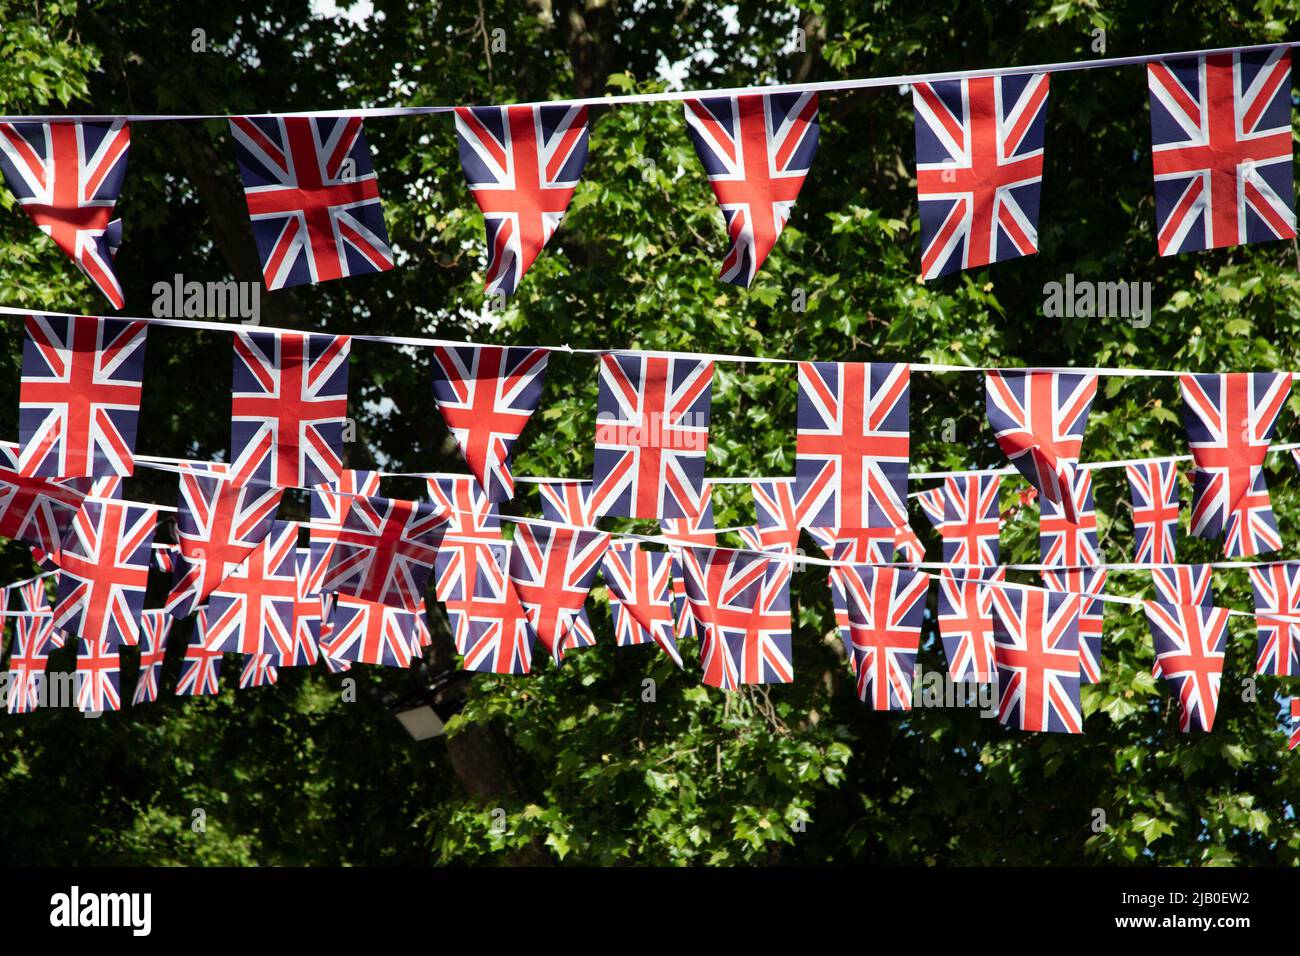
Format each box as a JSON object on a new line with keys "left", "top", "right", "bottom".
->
{"left": 806, "top": 526, "right": 897, "bottom": 565}
{"left": 0, "top": 120, "right": 130, "bottom": 307}
{"left": 322, "top": 495, "right": 449, "bottom": 611}
{"left": 736, "top": 479, "right": 806, "bottom": 555}
{"left": 455, "top": 105, "right": 589, "bottom": 297}
{"left": 230, "top": 330, "right": 352, "bottom": 490}
{"left": 132, "top": 609, "right": 173, "bottom": 705}
{"left": 19, "top": 314, "right": 147, "bottom": 478}
{"left": 239, "top": 653, "right": 279, "bottom": 688}
{"left": 176, "top": 613, "right": 222, "bottom": 697}
{"left": 167, "top": 470, "right": 283, "bottom": 618}
{"left": 431, "top": 345, "right": 549, "bottom": 503}
{"left": 1180, "top": 372, "right": 1290, "bottom": 557}
{"left": 990, "top": 584, "right": 1083, "bottom": 733}
{"left": 287, "top": 548, "right": 323, "bottom": 668}
{"left": 6, "top": 609, "right": 57, "bottom": 714}
{"left": 323, "top": 593, "right": 416, "bottom": 668}
{"left": 75, "top": 637, "right": 121, "bottom": 713}
{"left": 0, "top": 441, "right": 90, "bottom": 555}
{"left": 306, "top": 469, "right": 381, "bottom": 594}
{"left": 429, "top": 475, "right": 505, "bottom": 537}
{"left": 682, "top": 92, "right": 819, "bottom": 287}
{"left": 592, "top": 353, "right": 714, "bottom": 520}
{"left": 682, "top": 547, "right": 792, "bottom": 690}
{"left": 458, "top": 546, "right": 535, "bottom": 675}
{"left": 939, "top": 474, "right": 1002, "bottom": 565}
{"left": 1147, "top": 48, "right": 1294, "bottom": 255}
{"left": 1039, "top": 467, "right": 1100, "bottom": 567}
{"left": 912, "top": 72, "right": 1050, "bottom": 279}
{"left": 508, "top": 523, "right": 610, "bottom": 666}
{"left": 53, "top": 499, "right": 156, "bottom": 648}
{"left": 833, "top": 565, "right": 930, "bottom": 710}
{"left": 202, "top": 520, "right": 298, "bottom": 656}
{"left": 986, "top": 370, "right": 1097, "bottom": 523}
{"left": 1248, "top": 562, "right": 1300, "bottom": 677}
{"left": 601, "top": 544, "right": 682, "bottom": 666}
{"left": 1150, "top": 564, "right": 1215, "bottom": 682}
{"left": 229, "top": 115, "right": 394, "bottom": 289}
{"left": 1144, "top": 598, "right": 1229, "bottom": 732}
{"left": 796, "top": 362, "right": 910, "bottom": 531}
{"left": 1127, "top": 459, "right": 1181, "bottom": 563}
{"left": 938, "top": 566, "right": 1004, "bottom": 684}
{"left": 1042, "top": 568, "right": 1107, "bottom": 684}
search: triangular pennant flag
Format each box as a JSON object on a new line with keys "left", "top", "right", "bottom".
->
{"left": 1144, "top": 598, "right": 1228, "bottom": 732}
{"left": 1126, "top": 460, "right": 1180, "bottom": 563}
{"left": 53, "top": 499, "right": 156, "bottom": 648}
{"left": 507, "top": 523, "right": 610, "bottom": 666}
{"left": 454, "top": 104, "right": 589, "bottom": 296}
{"left": 682, "top": 92, "right": 819, "bottom": 286}
{"left": 1147, "top": 48, "right": 1294, "bottom": 255}
{"left": 601, "top": 544, "right": 683, "bottom": 667}
{"left": 989, "top": 584, "right": 1083, "bottom": 733}
{"left": 831, "top": 565, "right": 929, "bottom": 710}
{"left": 228, "top": 115, "right": 394, "bottom": 289}
{"left": 1247, "top": 562, "right": 1300, "bottom": 677}
{"left": 0, "top": 120, "right": 131, "bottom": 307}
{"left": 912, "top": 72, "right": 1049, "bottom": 279}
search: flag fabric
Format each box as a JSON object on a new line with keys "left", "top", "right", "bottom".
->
{"left": 534, "top": 480, "right": 612, "bottom": 646}
{"left": 1180, "top": 372, "right": 1290, "bottom": 557}
{"left": 6, "top": 609, "right": 57, "bottom": 713}
{"left": 833, "top": 565, "right": 929, "bottom": 710}
{"left": 316, "top": 593, "right": 352, "bottom": 673}
{"left": 806, "top": 526, "right": 896, "bottom": 565}
{"left": 323, "top": 593, "right": 416, "bottom": 668}
{"left": 917, "top": 486, "right": 946, "bottom": 532}
{"left": 601, "top": 544, "right": 682, "bottom": 666}
{"left": 431, "top": 345, "right": 549, "bottom": 503}
{"left": 591, "top": 353, "right": 714, "bottom": 519}
{"left": 1151, "top": 563, "right": 1215, "bottom": 609}
{"left": 428, "top": 477, "right": 508, "bottom": 654}
{"left": 230, "top": 330, "right": 352, "bottom": 490}
{"left": 306, "top": 469, "right": 381, "bottom": 595}
{"left": 1127, "top": 460, "right": 1181, "bottom": 563}
{"left": 53, "top": 500, "right": 156, "bottom": 647}
{"left": 938, "top": 566, "right": 1004, "bottom": 684}
{"left": 507, "top": 523, "right": 611, "bottom": 665}
{"left": 660, "top": 482, "right": 717, "bottom": 643}
{"left": 167, "top": 469, "right": 284, "bottom": 618}
{"left": 239, "top": 654, "right": 279, "bottom": 688}
{"left": 176, "top": 612, "right": 222, "bottom": 697}
{"left": 682, "top": 547, "right": 792, "bottom": 690}
{"left": 19, "top": 314, "right": 147, "bottom": 478}
{"left": 1039, "top": 467, "right": 1101, "bottom": 567}
{"left": 458, "top": 546, "right": 535, "bottom": 675}
{"left": 428, "top": 475, "right": 505, "bottom": 536}
{"left": 0, "top": 120, "right": 131, "bottom": 307}
{"left": 228, "top": 114, "right": 393, "bottom": 289}
{"left": 286, "top": 548, "right": 323, "bottom": 668}
{"left": 28, "top": 475, "right": 120, "bottom": 569}
{"left": 201, "top": 520, "right": 298, "bottom": 656}
{"left": 986, "top": 370, "right": 1097, "bottom": 522}
{"left": 1042, "top": 568, "right": 1107, "bottom": 684}
{"left": 1291, "top": 698, "right": 1300, "bottom": 751}
{"left": 737, "top": 479, "right": 806, "bottom": 555}
{"left": 132, "top": 609, "right": 172, "bottom": 705}
{"left": 893, "top": 520, "right": 926, "bottom": 563}
{"left": 682, "top": 92, "right": 819, "bottom": 286}
{"left": 0, "top": 441, "right": 90, "bottom": 555}
{"left": 1144, "top": 598, "right": 1229, "bottom": 732}
{"left": 912, "top": 72, "right": 1050, "bottom": 279}
{"left": 1146, "top": 48, "right": 1294, "bottom": 255}
{"left": 454, "top": 104, "right": 589, "bottom": 297}
{"left": 939, "top": 474, "right": 1001, "bottom": 565}
{"left": 1248, "top": 562, "right": 1300, "bottom": 677}
{"left": 153, "top": 542, "right": 179, "bottom": 574}
{"left": 990, "top": 584, "right": 1083, "bottom": 733}
{"left": 321, "top": 495, "right": 449, "bottom": 611}
{"left": 75, "top": 637, "right": 121, "bottom": 712}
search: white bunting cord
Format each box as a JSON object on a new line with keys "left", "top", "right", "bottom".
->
{"left": 0, "top": 39, "right": 1295, "bottom": 123}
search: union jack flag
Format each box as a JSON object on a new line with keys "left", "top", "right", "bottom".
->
{"left": 6, "top": 609, "right": 57, "bottom": 714}
{"left": 660, "top": 482, "right": 717, "bottom": 643}
{"left": 894, "top": 520, "right": 926, "bottom": 564}
{"left": 132, "top": 609, "right": 172, "bottom": 705}
{"left": 306, "top": 469, "right": 381, "bottom": 594}
{"left": 682, "top": 92, "right": 819, "bottom": 287}
{"left": 323, "top": 593, "right": 415, "bottom": 668}
{"left": 429, "top": 477, "right": 508, "bottom": 654}
{"left": 1039, "top": 467, "right": 1100, "bottom": 567}
{"left": 938, "top": 566, "right": 1004, "bottom": 684}
{"left": 167, "top": 470, "right": 283, "bottom": 618}
{"left": 0, "top": 441, "right": 90, "bottom": 554}
{"left": 1248, "top": 562, "right": 1300, "bottom": 677}
{"left": 1180, "top": 372, "right": 1290, "bottom": 557}
{"left": 153, "top": 542, "right": 179, "bottom": 574}
{"left": 176, "top": 613, "right": 222, "bottom": 697}
{"left": 322, "top": 495, "right": 448, "bottom": 611}
{"left": 19, "top": 314, "right": 147, "bottom": 478}
{"left": 796, "top": 362, "right": 910, "bottom": 531}
{"left": 229, "top": 115, "right": 393, "bottom": 289}
{"left": 508, "top": 523, "right": 610, "bottom": 665}
{"left": 1144, "top": 598, "right": 1229, "bottom": 732}
{"left": 202, "top": 520, "right": 298, "bottom": 656}
{"left": 682, "top": 547, "right": 792, "bottom": 690}
{"left": 230, "top": 330, "right": 352, "bottom": 489}
{"left": 286, "top": 548, "right": 323, "bottom": 668}
{"left": 75, "top": 637, "right": 121, "bottom": 712}
{"left": 1147, "top": 49, "right": 1294, "bottom": 255}
{"left": 455, "top": 104, "right": 589, "bottom": 296}
{"left": 986, "top": 370, "right": 1097, "bottom": 522}
{"left": 737, "top": 479, "right": 807, "bottom": 555}
{"left": 53, "top": 500, "right": 156, "bottom": 647}
{"left": 912, "top": 72, "right": 1050, "bottom": 279}
{"left": 240, "top": 653, "right": 280, "bottom": 688}
{"left": 431, "top": 345, "right": 549, "bottom": 503}
{"left": 833, "top": 565, "right": 930, "bottom": 710}
{"left": 1127, "top": 460, "right": 1181, "bottom": 563}
{"left": 534, "top": 480, "right": 614, "bottom": 645}
{"left": 990, "top": 584, "right": 1083, "bottom": 733}
{"left": 1151, "top": 563, "right": 1216, "bottom": 609}
{"left": 0, "top": 120, "right": 131, "bottom": 307}
{"left": 429, "top": 475, "right": 505, "bottom": 536}
{"left": 940, "top": 474, "right": 1002, "bottom": 565}
{"left": 601, "top": 544, "right": 681, "bottom": 666}
{"left": 1042, "top": 568, "right": 1107, "bottom": 684}
{"left": 459, "top": 546, "right": 535, "bottom": 675}
{"left": 806, "top": 526, "right": 896, "bottom": 565}
{"left": 592, "top": 353, "right": 714, "bottom": 520}
{"left": 916, "top": 486, "right": 946, "bottom": 532}
{"left": 317, "top": 593, "right": 353, "bottom": 674}
{"left": 1290, "top": 698, "right": 1300, "bottom": 751}
{"left": 411, "top": 599, "right": 433, "bottom": 659}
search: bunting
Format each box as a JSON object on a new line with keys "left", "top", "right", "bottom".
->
{"left": 939, "top": 474, "right": 1001, "bottom": 565}
{"left": 0, "top": 441, "right": 90, "bottom": 555}
{"left": 1248, "top": 562, "right": 1300, "bottom": 677}
{"left": 937, "top": 566, "right": 1003, "bottom": 684}
{"left": 75, "top": 637, "right": 121, "bottom": 713}
{"left": 1039, "top": 467, "right": 1101, "bottom": 567}
{"left": 306, "top": 469, "right": 381, "bottom": 595}
{"left": 1127, "top": 460, "right": 1181, "bottom": 563}
{"left": 6, "top": 608, "right": 57, "bottom": 714}
{"left": 176, "top": 612, "right": 223, "bottom": 697}
{"left": 601, "top": 544, "right": 682, "bottom": 666}
{"left": 52, "top": 499, "right": 156, "bottom": 648}
{"left": 834, "top": 565, "right": 929, "bottom": 710}
{"left": 1042, "top": 567, "right": 1107, "bottom": 684}
{"left": 321, "top": 494, "right": 449, "bottom": 611}
{"left": 1144, "top": 598, "right": 1229, "bottom": 732}
{"left": 507, "top": 523, "right": 611, "bottom": 666}
{"left": 323, "top": 593, "right": 416, "bottom": 668}
{"left": 132, "top": 609, "right": 173, "bottom": 705}
{"left": 202, "top": 520, "right": 298, "bottom": 656}
{"left": 990, "top": 585, "right": 1083, "bottom": 734}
